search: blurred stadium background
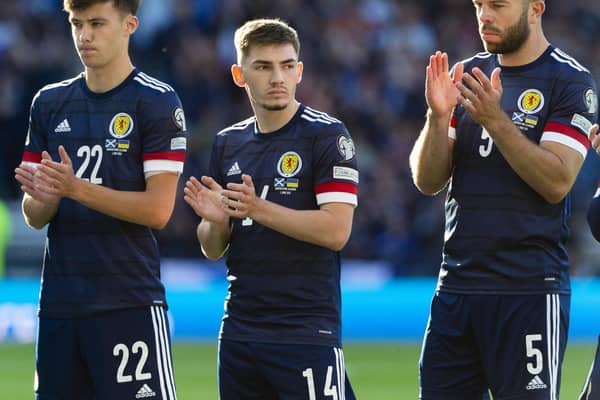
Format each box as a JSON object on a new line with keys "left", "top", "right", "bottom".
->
{"left": 1, "top": 0, "right": 600, "bottom": 398}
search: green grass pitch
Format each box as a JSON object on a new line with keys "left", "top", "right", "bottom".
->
{"left": 0, "top": 342, "right": 594, "bottom": 398}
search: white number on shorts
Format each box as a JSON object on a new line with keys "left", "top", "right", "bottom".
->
{"left": 302, "top": 366, "right": 338, "bottom": 400}
{"left": 525, "top": 334, "right": 543, "bottom": 375}
{"left": 113, "top": 341, "right": 152, "bottom": 383}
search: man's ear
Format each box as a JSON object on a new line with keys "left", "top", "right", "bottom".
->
{"left": 231, "top": 64, "right": 245, "bottom": 87}
{"left": 297, "top": 61, "right": 303, "bottom": 84}
{"left": 125, "top": 15, "right": 138, "bottom": 35}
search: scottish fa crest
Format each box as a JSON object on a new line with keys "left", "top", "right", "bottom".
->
{"left": 109, "top": 113, "right": 134, "bottom": 138}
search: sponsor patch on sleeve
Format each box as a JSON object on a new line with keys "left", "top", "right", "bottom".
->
{"left": 333, "top": 166, "right": 359, "bottom": 183}
{"left": 571, "top": 113, "right": 593, "bottom": 137}
{"left": 171, "top": 137, "right": 187, "bottom": 151}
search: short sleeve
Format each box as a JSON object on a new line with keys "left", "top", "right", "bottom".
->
{"left": 139, "top": 91, "right": 187, "bottom": 177}
{"left": 540, "top": 72, "right": 598, "bottom": 159}
{"left": 21, "top": 90, "right": 47, "bottom": 167}
{"left": 207, "top": 134, "right": 224, "bottom": 187}
{"left": 313, "top": 124, "right": 359, "bottom": 206}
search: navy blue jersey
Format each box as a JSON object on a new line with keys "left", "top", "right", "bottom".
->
{"left": 207, "top": 104, "right": 359, "bottom": 347}
{"left": 22, "top": 69, "right": 187, "bottom": 318}
{"left": 440, "top": 45, "right": 598, "bottom": 295}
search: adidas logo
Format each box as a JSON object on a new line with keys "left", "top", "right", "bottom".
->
{"left": 54, "top": 119, "right": 71, "bottom": 133}
{"left": 525, "top": 375, "right": 547, "bottom": 390}
{"left": 135, "top": 384, "right": 156, "bottom": 398}
{"left": 227, "top": 161, "right": 242, "bottom": 176}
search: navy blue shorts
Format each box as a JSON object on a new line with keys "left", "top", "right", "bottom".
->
{"left": 579, "top": 335, "right": 600, "bottom": 400}
{"left": 36, "top": 306, "right": 177, "bottom": 400}
{"left": 218, "top": 339, "right": 356, "bottom": 400}
{"left": 419, "top": 292, "right": 569, "bottom": 400}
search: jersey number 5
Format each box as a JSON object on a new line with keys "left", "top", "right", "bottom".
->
{"left": 75, "top": 145, "right": 103, "bottom": 184}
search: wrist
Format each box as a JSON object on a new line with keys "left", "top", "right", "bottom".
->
{"left": 427, "top": 108, "right": 451, "bottom": 123}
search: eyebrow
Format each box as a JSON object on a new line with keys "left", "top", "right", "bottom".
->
{"left": 251, "top": 58, "right": 297, "bottom": 65}
{"left": 70, "top": 17, "right": 109, "bottom": 23}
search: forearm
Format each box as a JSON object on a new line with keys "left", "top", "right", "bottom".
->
{"left": 409, "top": 109, "right": 454, "bottom": 195}
{"left": 486, "top": 116, "right": 581, "bottom": 204}
{"left": 67, "top": 174, "right": 178, "bottom": 229}
{"left": 250, "top": 201, "right": 354, "bottom": 251}
{"left": 197, "top": 219, "right": 231, "bottom": 260}
{"left": 22, "top": 195, "right": 58, "bottom": 229}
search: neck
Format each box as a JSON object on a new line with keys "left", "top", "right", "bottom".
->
{"left": 85, "top": 57, "right": 134, "bottom": 93}
{"left": 254, "top": 100, "right": 300, "bottom": 133}
{"left": 497, "top": 28, "right": 549, "bottom": 67}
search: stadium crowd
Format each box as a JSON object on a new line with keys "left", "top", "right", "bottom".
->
{"left": 1, "top": 0, "right": 600, "bottom": 275}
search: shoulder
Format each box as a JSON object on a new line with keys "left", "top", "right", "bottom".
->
{"left": 547, "top": 47, "right": 594, "bottom": 82}
{"left": 298, "top": 105, "right": 348, "bottom": 136}
{"left": 131, "top": 70, "right": 182, "bottom": 110}
{"left": 132, "top": 70, "right": 177, "bottom": 95}
{"left": 216, "top": 116, "right": 256, "bottom": 137}
{"left": 33, "top": 74, "right": 82, "bottom": 103}
{"left": 458, "top": 52, "right": 494, "bottom": 70}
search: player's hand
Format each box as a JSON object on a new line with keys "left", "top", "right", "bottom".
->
{"left": 221, "top": 174, "right": 259, "bottom": 219}
{"left": 456, "top": 67, "right": 503, "bottom": 129}
{"left": 183, "top": 176, "right": 228, "bottom": 224}
{"left": 14, "top": 161, "right": 61, "bottom": 205}
{"left": 35, "top": 146, "right": 79, "bottom": 198}
{"left": 589, "top": 124, "right": 600, "bottom": 155}
{"left": 425, "top": 51, "right": 463, "bottom": 118}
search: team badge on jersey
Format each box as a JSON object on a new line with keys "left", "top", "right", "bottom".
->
{"left": 173, "top": 107, "right": 187, "bottom": 131}
{"left": 277, "top": 151, "right": 302, "bottom": 177}
{"left": 584, "top": 88, "right": 598, "bottom": 114}
{"left": 109, "top": 113, "right": 134, "bottom": 138}
{"left": 337, "top": 135, "right": 356, "bottom": 161}
{"left": 517, "top": 89, "right": 544, "bottom": 114}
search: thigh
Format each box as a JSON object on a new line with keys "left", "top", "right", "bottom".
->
{"left": 473, "top": 294, "right": 570, "bottom": 400}
{"left": 579, "top": 335, "right": 600, "bottom": 400}
{"left": 218, "top": 339, "right": 277, "bottom": 400}
{"left": 419, "top": 292, "right": 487, "bottom": 400}
{"left": 255, "top": 342, "right": 356, "bottom": 400}
{"left": 36, "top": 317, "right": 94, "bottom": 400}
{"left": 79, "top": 306, "right": 177, "bottom": 400}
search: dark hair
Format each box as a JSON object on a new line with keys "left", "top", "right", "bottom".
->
{"left": 63, "top": 0, "right": 140, "bottom": 15}
{"left": 234, "top": 18, "right": 300, "bottom": 63}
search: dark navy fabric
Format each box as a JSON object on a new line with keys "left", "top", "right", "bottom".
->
{"left": 36, "top": 306, "right": 177, "bottom": 400}
{"left": 420, "top": 292, "right": 569, "bottom": 400}
{"left": 207, "top": 104, "right": 359, "bottom": 347}
{"left": 218, "top": 339, "right": 356, "bottom": 400}
{"left": 440, "top": 45, "right": 598, "bottom": 295}
{"left": 22, "top": 69, "right": 187, "bottom": 318}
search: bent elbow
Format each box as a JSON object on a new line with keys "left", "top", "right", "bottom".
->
{"left": 325, "top": 231, "right": 351, "bottom": 252}
{"left": 540, "top": 186, "right": 570, "bottom": 205}
{"left": 26, "top": 218, "right": 47, "bottom": 230}
{"left": 413, "top": 179, "right": 446, "bottom": 196}
{"left": 148, "top": 212, "right": 172, "bottom": 230}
